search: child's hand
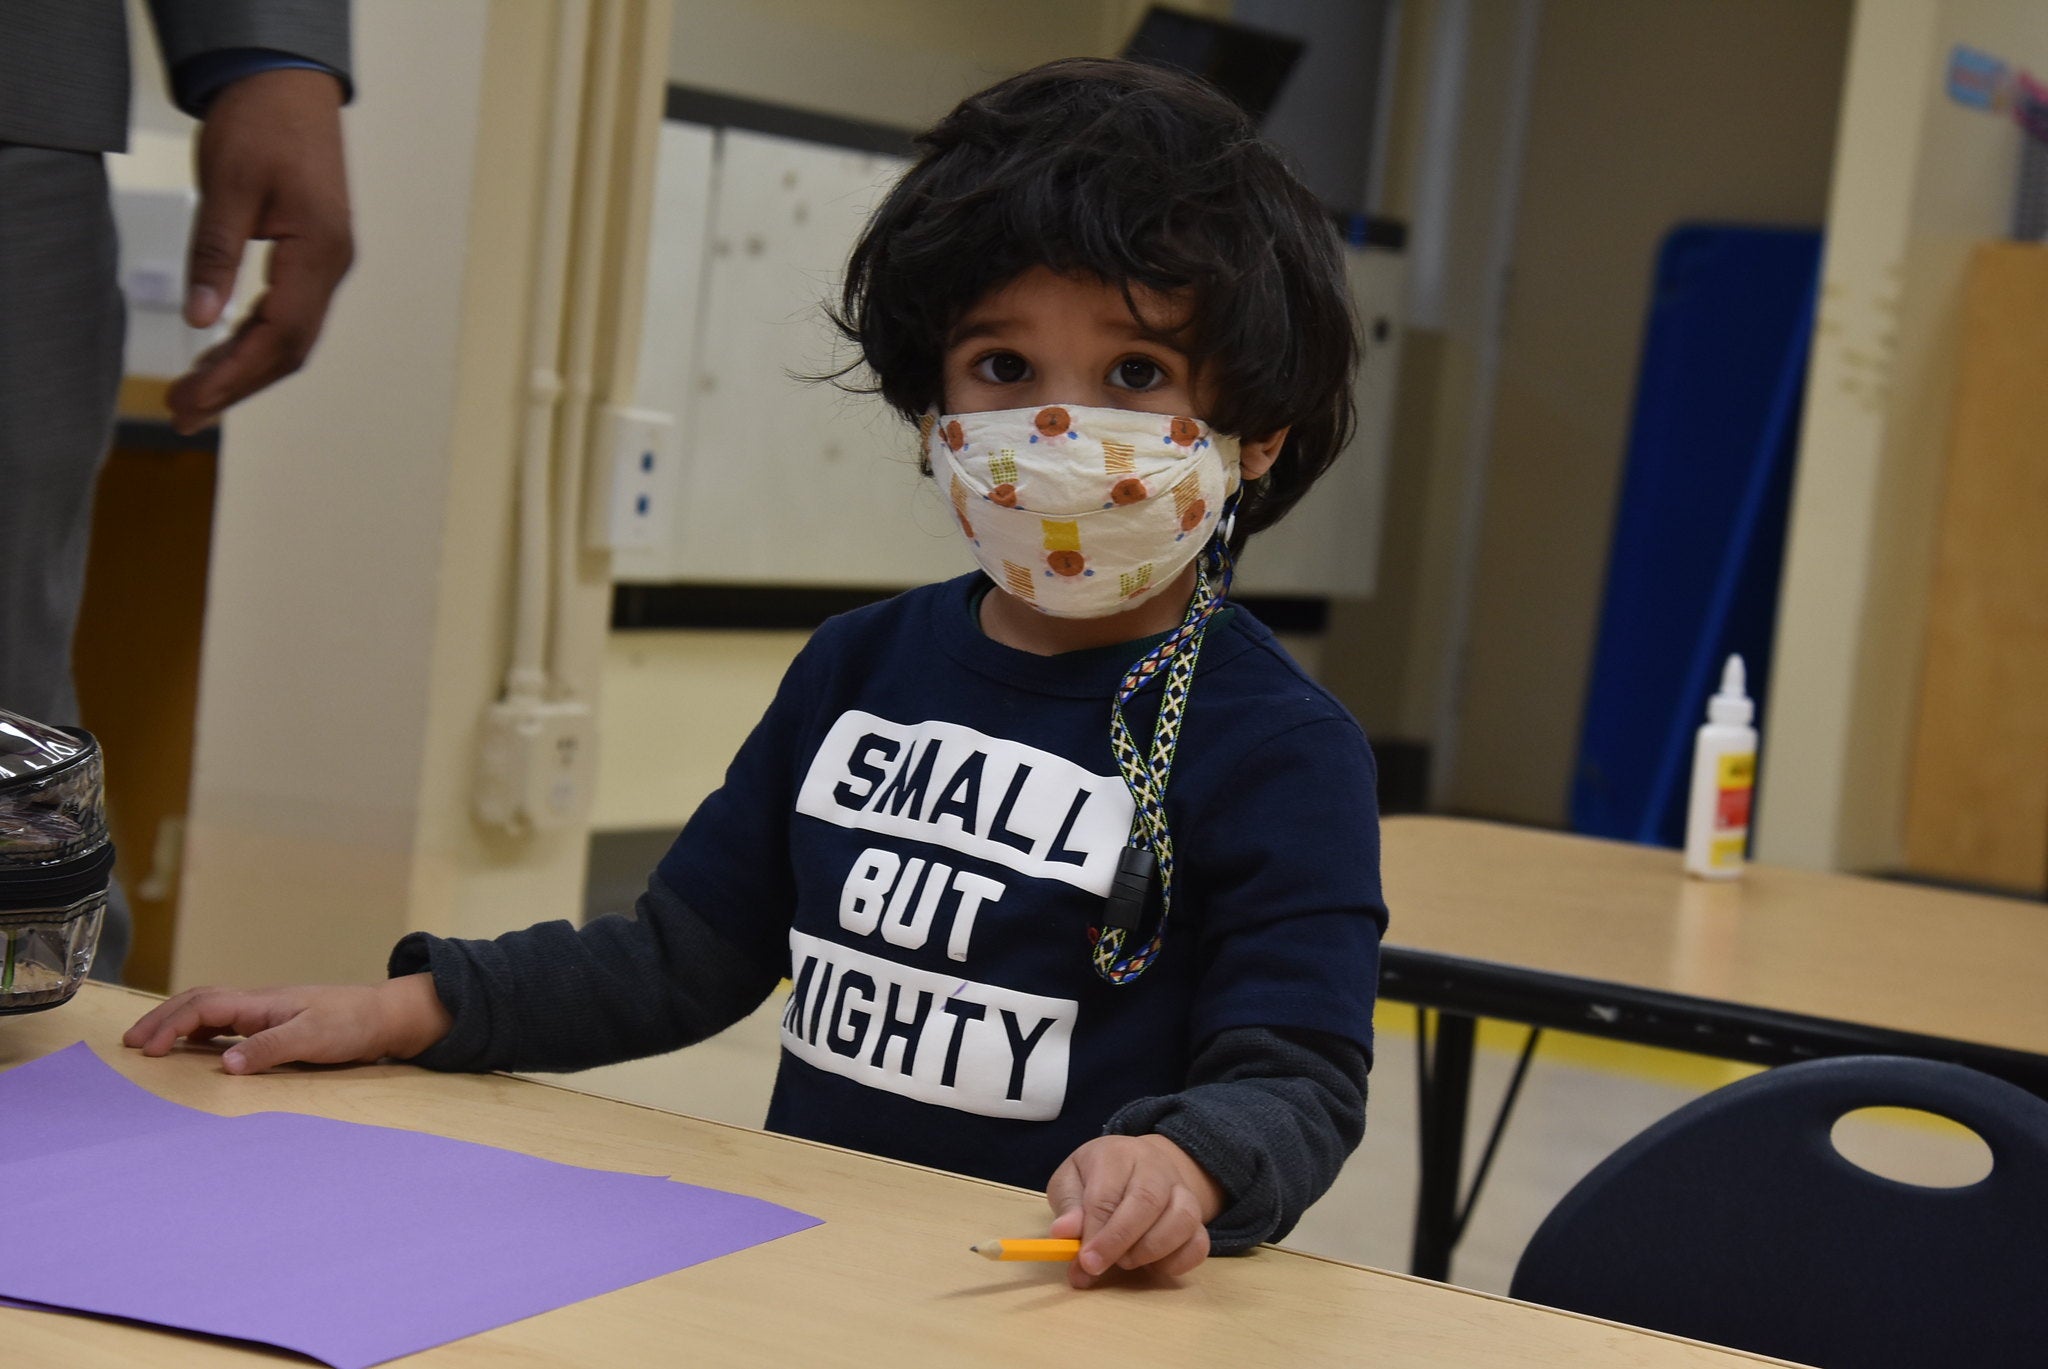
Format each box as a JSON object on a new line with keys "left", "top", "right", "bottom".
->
{"left": 1045, "top": 1134, "right": 1226, "bottom": 1288}
{"left": 121, "top": 974, "right": 453, "bottom": 1074}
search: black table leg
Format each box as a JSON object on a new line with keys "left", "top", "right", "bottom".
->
{"left": 1411, "top": 1009, "right": 1476, "bottom": 1281}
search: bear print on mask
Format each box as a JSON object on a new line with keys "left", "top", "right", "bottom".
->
{"left": 1030, "top": 406, "right": 1074, "bottom": 442}
{"left": 1041, "top": 518, "right": 1091, "bottom": 578}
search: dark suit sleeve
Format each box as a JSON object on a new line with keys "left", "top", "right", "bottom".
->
{"left": 146, "top": 0, "right": 354, "bottom": 104}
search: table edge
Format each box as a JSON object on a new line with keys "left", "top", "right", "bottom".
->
{"left": 1380, "top": 946, "right": 2048, "bottom": 1097}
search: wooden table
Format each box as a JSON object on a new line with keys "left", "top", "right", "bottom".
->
{"left": 0, "top": 984, "right": 1798, "bottom": 1368}
{"left": 1379, "top": 815, "right": 2048, "bottom": 1281}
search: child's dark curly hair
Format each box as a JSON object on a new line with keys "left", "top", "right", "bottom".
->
{"left": 832, "top": 57, "right": 1359, "bottom": 550}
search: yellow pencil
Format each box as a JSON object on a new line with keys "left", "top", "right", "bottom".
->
{"left": 970, "top": 1238, "right": 1082, "bottom": 1262}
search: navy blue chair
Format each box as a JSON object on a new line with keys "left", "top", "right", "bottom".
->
{"left": 1509, "top": 1056, "right": 2048, "bottom": 1369}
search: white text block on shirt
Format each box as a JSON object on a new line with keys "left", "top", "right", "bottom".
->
{"left": 780, "top": 930, "right": 1075, "bottom": 1120}
{"left": 794, "top": 710, "right": 1132, "bottom": 896}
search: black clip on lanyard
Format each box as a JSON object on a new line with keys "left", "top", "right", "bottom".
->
{"left": 1103, "top": 844, "right": 1162, "bottom": 933}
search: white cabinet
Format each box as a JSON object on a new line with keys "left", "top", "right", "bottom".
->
{"left": 619, "top": 119, "right": 1401, "bottom": 599}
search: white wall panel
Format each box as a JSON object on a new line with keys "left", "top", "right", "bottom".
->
{"left": 1234, "top": 246, "right": 1406, "bottom": 598}
{"left": 623, "top": 127, "right": 966, "bottom": 586}
{"left": 614, "top": 121, "right": 716, "bottom": 579}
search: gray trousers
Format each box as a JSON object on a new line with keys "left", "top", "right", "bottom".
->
{"left": 0, "top": 143, "right": 132, "bottom": 980}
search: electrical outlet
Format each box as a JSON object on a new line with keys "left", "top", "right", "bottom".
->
{"left": 584, "top": 405, "right": 674, "bottom": 552}
{"left": 474, "top": 698, "right": 598, "bottom": 834}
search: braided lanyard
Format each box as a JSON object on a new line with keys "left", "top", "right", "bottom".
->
{"left": 1091, "top": 516, "right": 1238, "bottom": 984}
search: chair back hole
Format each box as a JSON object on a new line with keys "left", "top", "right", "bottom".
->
{"left": 1828, "top": 1106, "right": 1992, "bottom": 1188}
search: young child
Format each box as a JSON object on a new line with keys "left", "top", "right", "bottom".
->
{"left": 124, "top": 57, "right": 1386, "bottom": 1288}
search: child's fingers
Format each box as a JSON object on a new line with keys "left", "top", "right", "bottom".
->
{"left": 1115, "top": 1184, "right": 1207, "bottom": 1272}
{"left": 1045, "top": 1158, "right": 1088, "bottom": 1230}
{"left": 1076, "top": 1168, "right": 1173, "bottom": 1277}
{"left": 1152, "top": 1225, "right": 1211, "bottom": 1278}
{"left": 125, "top": 987, "right": 268, "bottom": 1056}
{"left": 122, "top": 986, "right": 213, "bottom": 1047}
{"left": 221, "top": 1015, "right": 321, "bottom": 1074}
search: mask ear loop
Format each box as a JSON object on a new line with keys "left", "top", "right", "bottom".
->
{"left": 1093, "top": 491, "right": 1241, "bottom": 984}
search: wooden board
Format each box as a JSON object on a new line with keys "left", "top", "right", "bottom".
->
{"left": 1903, "top": 242, "right": 2048, "bottom": 894}
{"left": 72, "top": 401, "right": 218, "bottom": 992}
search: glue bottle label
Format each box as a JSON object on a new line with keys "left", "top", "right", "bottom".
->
{"left": 1710, "top": 752, "right": 1755, "bottom": 866}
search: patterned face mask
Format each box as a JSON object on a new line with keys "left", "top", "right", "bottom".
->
{"left": 925, "top": 404, "right": 1241, "bottom": 619}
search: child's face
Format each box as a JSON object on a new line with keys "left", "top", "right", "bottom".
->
{"left": 942, "top": 266, "right": 1198, "bottom": 420}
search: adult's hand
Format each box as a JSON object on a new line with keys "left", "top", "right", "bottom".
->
{"left": 167, "top": 67, "right": 353, "bottom": 435}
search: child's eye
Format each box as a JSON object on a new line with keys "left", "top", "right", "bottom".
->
{"left": 973, "top": 352, "right": 1030, "bottom": 384}
{"left": 1110, "top": 357, "right": 1166, "bottom": 391}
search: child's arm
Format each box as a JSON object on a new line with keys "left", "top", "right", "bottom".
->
{"left": 1046, "top": 1025, "right": 1368, "bottom": 1284}
{"left": 1055, "top": 704, "right": 1383, "bottom": 1279}
{"left": 389, "top": 870, "right": 782, "bottom": 1074}
{"left": 128, "top": 623, "right": 824, "bottom": 1075}
{"left": 1101, "top": 1026, "right": 1369, "bottom": 1245}
{"left": 123, "top": 871, "right": 783, "bottom": 1074}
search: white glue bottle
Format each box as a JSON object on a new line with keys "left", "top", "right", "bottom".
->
{"left": 1683, "top": 654, "right": 1758, "bottom": 879}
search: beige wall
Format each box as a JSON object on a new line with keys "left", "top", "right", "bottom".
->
{"left": 592, "top": 631, "right": 804, "bottom": 831}
{"left": 666, "top": 0, "right": 1225, "bottom": 130}
{"left": 1317, "top": 0, "right": 1538, "bottom": 748}
{"left": 173, "top": 1, "right": 672, "bottom": 986}
{"left": 1441, "top": 0, "right": 1851, "bottom": 825}
{"left": 174, "top": 0, "right": 495, "bottom": 985}
{"left": 1759, "top": 0, "right": 2048, "bottom": 871}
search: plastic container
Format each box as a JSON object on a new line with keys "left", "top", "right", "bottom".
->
{"left": 1682, "top": 655, "right": 1758, "bottom": 879}
{"left": 0, "top": 706, "right": 115, "bottom": 1013}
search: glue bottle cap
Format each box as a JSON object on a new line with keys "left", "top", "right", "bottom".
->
{"left": 1708, "top": 654, "right": 1753, "bottom": 727}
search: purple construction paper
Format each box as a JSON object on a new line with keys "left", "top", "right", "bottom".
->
{"left": 0, "top": 1041, "right": 225, "bottom": 1162}
{"left": 0, "top": 1045, "right": 821, "bottom": 1367}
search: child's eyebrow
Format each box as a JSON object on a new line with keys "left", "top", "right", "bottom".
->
{"left": 1115, "top": 317, "right": 1194, "bottom": 351}
{"left": 945, "top": 315, "right": 1192, "bottom": 353}
{"left": 1107, "top": 299, "right": 1199, "bottom": 351}
{"left": 946, "top": 317, "right": 1015, "bottom": 348}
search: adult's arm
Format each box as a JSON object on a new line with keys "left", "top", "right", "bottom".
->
{"left": 146, "top": 2, "right": 355, "bottom": 433}
{"left": 146, "top": 1, "right": 353, "bottom": 91}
